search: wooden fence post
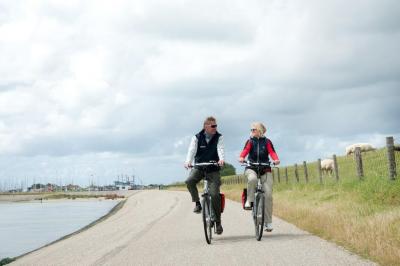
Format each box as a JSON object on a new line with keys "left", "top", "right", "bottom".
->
{"left": 333, "top": 154, "right": 339, "bottom": 181}
{"left": 317, "top": 158, "right": 322, "bottom": 184}
{"left": 285, "top": 167, "right": 288, "bottom": 183}
{"left": 354, "top": 147, "right": 364, "bottom": 179}
{"left": 272, "top": 169, "right": 275, "bottom": 182}
{"left": 386, "top": 136, "right": 397, "bottom": 180}
{"left": 303, "top": 161, "right": 309, "bottom": 183}
{"left": 277, "top": 168, "right": 281, "bottom": 183}
{"left": 294, "top": 164, "right": 299, "bottom": 182}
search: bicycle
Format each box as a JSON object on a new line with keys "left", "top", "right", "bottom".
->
{"left": 191, "top": 161, "right": 220, "bottom": 244}
{"left": 241, "top": 160, "right": 274, "bottom": 241}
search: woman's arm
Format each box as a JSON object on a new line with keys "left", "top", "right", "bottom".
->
{"left": 239, "top": 140, "right": 252, "bottom": 161}
{"left": 267, "top": 140, "right": 280, "bottom": 162}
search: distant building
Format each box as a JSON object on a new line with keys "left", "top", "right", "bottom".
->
{"left": 28, "top": 183, "right": 46, "bottom": 192}
{"left": 114, "top": 180, "right": 135, "bottom": 190}
{"left": 64, "top": 184, "right": 81, "bottom": 191}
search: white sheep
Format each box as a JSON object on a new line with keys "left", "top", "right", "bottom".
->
{"left": 321, "top": 159, "right": 334, "bottom": 175}
{"left": 345, "top": 143, "right": 376, "bottom": 155}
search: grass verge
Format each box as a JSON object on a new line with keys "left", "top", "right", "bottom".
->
{"left": 218, "top": 176, "right": 400, "bottom": 266}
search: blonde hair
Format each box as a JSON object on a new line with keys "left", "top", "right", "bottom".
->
{"left": 203, "top": 116, "right": 216, "bottom": 126}
{"left": 251, "top": 122, "right": 266, "bottom": 136}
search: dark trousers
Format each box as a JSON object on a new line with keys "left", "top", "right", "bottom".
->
{"left": 185, "top": 169, "right": 222, "bottom": 222}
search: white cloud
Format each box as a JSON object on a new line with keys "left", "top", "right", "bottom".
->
{"left": 0, "top": 0, "right": 399, "bottom": 188}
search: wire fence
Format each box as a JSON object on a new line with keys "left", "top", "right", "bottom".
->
{"left": 222, "top": 136, "right": 398, "bottom": 186}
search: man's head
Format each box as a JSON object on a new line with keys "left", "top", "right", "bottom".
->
{"left": 203, "top": 116, "right": 218, "bottom": 135}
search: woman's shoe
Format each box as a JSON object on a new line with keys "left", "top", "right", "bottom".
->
{"left": 244, "top": 201, "right": 253, "bottom": 210}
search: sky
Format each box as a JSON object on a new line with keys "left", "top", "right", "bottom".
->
{"left": 0, "top": 0, "right": 399, "bottom": 189}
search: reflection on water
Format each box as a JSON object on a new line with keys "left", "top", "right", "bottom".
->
{"left": 0, "top": 200, "right": 119, "bottom": 258}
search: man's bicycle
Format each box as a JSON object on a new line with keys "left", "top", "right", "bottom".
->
{"left": 241, "top": 160, "right": 273, "bottom": 241}
{"left": 191, "top": 161, "right": 220, "bottom": 244}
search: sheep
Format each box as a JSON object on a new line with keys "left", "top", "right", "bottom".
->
{"left": 321, "top": 159, "right": 334, "bottom": 175}
{"left": 345, "top": 143, "right": 376, "bottom": 156}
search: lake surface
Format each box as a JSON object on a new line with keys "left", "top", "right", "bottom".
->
{"left": 0, "top": 199, "right": 119, "bottom": 258}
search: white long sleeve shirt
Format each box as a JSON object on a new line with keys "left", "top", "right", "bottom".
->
{"left": 185, "top": 135, "right": 225, "bottom": 164}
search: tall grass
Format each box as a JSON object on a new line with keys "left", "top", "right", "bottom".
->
{"left": 218, "top": 148, "right": 400, "bottom": 265}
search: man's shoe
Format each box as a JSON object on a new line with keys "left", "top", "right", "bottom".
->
{"left": 216, "top": 222, "right": 223, "bottom": 235}
{"left": 193, "top": 204, "right": 202, "bottom": 213}
{"left": 244, "top": 201, "right": 253, "bottom": 210}
{"left": 265, "top": 223, "right": 273, "bottom": 232}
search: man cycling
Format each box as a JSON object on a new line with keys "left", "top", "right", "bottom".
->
{"left": 184, "top": 116, "right": 225, "bottom": 234}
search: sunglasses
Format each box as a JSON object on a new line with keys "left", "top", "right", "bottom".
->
{"left": 250, "top": 128, "right": 257, "bottom": 132}
{"left": 210, "top": 124, "right": 217, "bottom": 128}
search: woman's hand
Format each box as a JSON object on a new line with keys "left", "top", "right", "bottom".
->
{"left": 273, "top": 160, "right": 280, "bottom": 165}
{"left": 239, "top": 157, "right": 245, "bottom": 163}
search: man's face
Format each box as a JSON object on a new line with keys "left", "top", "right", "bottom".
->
{"left": 204, "top": 121, "right": 217, "bottom": 135}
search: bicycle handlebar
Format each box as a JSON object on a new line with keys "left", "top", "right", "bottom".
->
{"left": 189, "top": 161, "right": 220, "bottom": 167}
{"left": 240, "top": 160, "right": 274, "bottom": 167}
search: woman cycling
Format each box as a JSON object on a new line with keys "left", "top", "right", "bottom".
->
{"left": 238, "top": 122, "right": 280, "bottom": 232}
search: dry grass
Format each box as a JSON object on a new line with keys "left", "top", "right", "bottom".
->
{"left": 273, "top": 192, "right": 400, "bottom": 266}
{"left": 217, "top": 181, "right": 400, "bottom": 266}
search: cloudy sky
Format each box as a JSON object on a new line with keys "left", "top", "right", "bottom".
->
{"left": 0, "top": 0, "right": 399, "bottom": 189}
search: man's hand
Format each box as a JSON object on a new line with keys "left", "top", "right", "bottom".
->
{"left": 184, "top": 162, "right": 192, "bottom": 169}
{"left": 238, "top": 157, "right": 245, "bottom": 163}
{"left": 218, "top": 160, "right": 224, "bottom": 167}
{"left": 272, "top": 160, "right": 280, "bottom": 165}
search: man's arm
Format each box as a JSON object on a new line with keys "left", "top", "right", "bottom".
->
{"left": 184, "top": 136, "right": 198, "bottom": 168}
{"left": 217, "top": 136, "right": 225, "bottom": 166}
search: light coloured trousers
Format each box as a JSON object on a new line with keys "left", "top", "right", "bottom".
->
{"left": 245, "top": 169, "right": 273, "bottom": 223}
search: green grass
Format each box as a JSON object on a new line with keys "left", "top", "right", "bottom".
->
{"left": 217, "top": 147, "right": 400, "bottom": 265}
{"left": 0, "top": 257, "right": 15, "bottom": 266}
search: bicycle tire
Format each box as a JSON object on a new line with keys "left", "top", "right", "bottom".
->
{"left": 202, "top": 197, "right": 212, "bottom": 244}
{"left": 254, "top": 193, "right": 265, "bottom": 241}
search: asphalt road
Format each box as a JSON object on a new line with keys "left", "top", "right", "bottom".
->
{"left": 12, "top": 190, "right": 375, "bottom": 266}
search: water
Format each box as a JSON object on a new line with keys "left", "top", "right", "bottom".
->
{"left": 0, "top": 199, "right": 119, "bottom": 258}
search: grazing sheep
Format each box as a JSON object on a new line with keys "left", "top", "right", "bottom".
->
{"left": 321, "top": 159, "right": 334, "bottom": 175}
{"left": 345, "top": 143, "right": 376, "bottom": 155}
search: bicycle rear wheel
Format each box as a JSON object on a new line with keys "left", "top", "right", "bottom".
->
{"left": 202, "top": 197, "right": 212, "bottom": 244}
{"left": 254, "top": 193, "right": 265, "bottom": 241}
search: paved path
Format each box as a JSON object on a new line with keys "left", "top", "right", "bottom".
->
{"left": 12, "top": 190, "right": 375, "bottom": 266}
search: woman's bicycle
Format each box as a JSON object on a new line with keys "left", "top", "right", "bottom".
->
{"left": 241, "top": 160, "right": 273, "bottom": 241}
{"left": 191, "top": 161, "right": 220, "bottom": 244}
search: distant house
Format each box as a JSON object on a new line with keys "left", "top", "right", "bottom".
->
{"left": 114, "top": 180, "right": 135, "bottom": 190}
{"left": 66, "top": 184, "right": 81, "bottom": 191}
{"left": 28, "top": 183, "right": 46, "bottom": 192}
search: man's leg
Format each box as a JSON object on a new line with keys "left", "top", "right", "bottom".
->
{"left": 185, "top": 169, "right": 203, "bottom": 212}
{"left": 207, "top": 171, "right": 223, "bottom": 234}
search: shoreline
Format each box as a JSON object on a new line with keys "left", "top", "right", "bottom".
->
{"left": 1, "top": 191, "right": 138, "bottom": 264}
{"left": 0, "top": 191, "right": 131, "bottom": 203}
{"left": 12, "top": 198, "right": 128, "bottom": 261}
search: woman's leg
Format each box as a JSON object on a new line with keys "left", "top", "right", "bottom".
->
{"left": 245, "top": 169, "right": 257, "bottom": 203}
{"left": 262, "top": 171, "right": 273, "bottom": 224}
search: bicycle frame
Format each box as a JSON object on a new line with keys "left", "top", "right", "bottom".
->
{"left": 241, "top": 160, "right": 272, "bottom": 241}
{"left": 192, "top": 161, "right": 220, "bottom": 244}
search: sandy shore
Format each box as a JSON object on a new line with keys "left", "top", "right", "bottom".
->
{"left": 0, "top": 190, "right": 136, "bottom": 202}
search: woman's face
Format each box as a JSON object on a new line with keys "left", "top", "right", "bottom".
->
{"left": 251, "top": 128, "right": 261, "bottom": 138}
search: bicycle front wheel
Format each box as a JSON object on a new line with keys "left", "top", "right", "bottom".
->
{"left": 254, "top": 193, "right": 265, "bottom": 241}
{"left": 202, "top": 197, "right": 212, "bottom": 244}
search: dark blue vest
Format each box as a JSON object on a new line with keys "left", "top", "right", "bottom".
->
{"left": 246, "top": 137, "right": 272, "bottom": 173}
{"left": 194, "top": 130, "right": 221, "bottom": 172}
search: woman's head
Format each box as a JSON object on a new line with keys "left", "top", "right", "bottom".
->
{"left": 250, "top": 122, "right": 266, "bottom": 138}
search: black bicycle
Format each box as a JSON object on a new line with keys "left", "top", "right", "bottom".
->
{"left": 241, "top": 160, "right": 272, "bottom": 241}
{"left": 192, "top": 161, "right": 220, "bottom": 244}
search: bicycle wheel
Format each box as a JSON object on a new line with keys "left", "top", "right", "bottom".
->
{"left": 202, "top": 197, "right": 212, "bottom": 244}
{"left": 254, "top": 193, "right": 265, "bottom": 241}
